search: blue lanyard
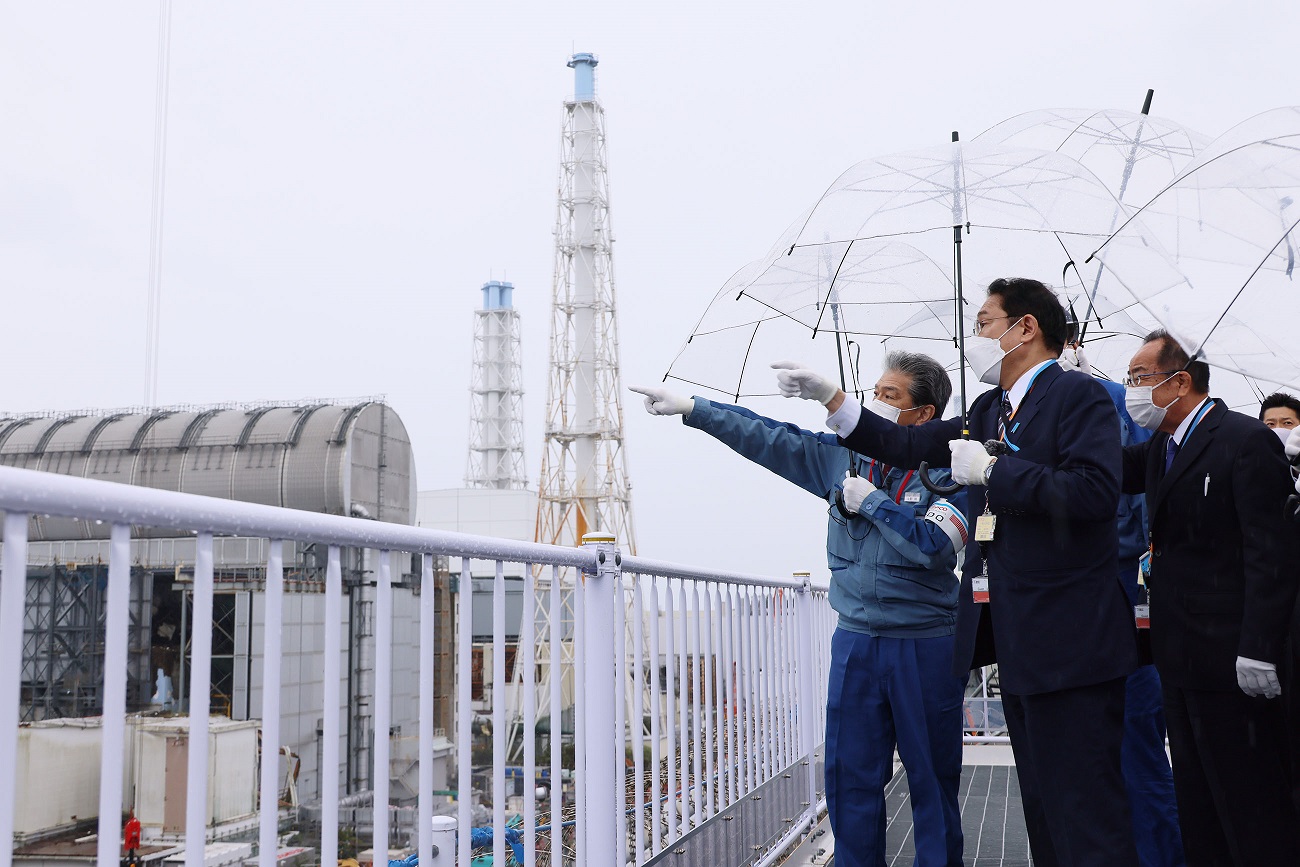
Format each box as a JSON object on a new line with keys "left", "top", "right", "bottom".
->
{"left": 1178, "top": 399, "right": 1215, "bottom": 446}
{"left": 999, "top": 361, "right": 1055, "bottom": 451}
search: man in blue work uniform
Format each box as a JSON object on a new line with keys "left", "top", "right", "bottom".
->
{"left": 1062, "top": 344, "right": 1185, "bottom": 867}
{"left": 631, "top": 350, "right": 968, "bottom": 867}
{"left": 776, "top": 279, "right": 1140, "bottom": 866}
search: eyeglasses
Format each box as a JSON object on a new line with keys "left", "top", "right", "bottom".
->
{"left": 970, "top": 315, "right": 1012, "bottom": 337}
{"left": 1121, "top": 370, "right": 1180, "bottom": 388}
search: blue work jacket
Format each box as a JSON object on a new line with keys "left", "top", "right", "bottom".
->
{"left": 684, "top": 398, "right": 963, "bottom": 638}
{"left": 1099, "top": 378, "right": 1152, "bottom": 584}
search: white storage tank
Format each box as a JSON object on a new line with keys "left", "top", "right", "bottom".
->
{"left": 132, "top": 717, "right": 259, "bottom": 840}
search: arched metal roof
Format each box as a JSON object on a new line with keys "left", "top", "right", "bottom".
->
{"left": 0, "top": 402, "right": 416, "bottom": 540}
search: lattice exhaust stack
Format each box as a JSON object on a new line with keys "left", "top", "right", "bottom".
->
{"left": 535, "top": 53, "right": 636, "bottom": 551}
{"left": 466, "top": 280, "right": 527, "bottom": 490}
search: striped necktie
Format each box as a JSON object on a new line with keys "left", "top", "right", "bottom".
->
{"left": 998, "top": 394, "right": 1013, "bottom": 440}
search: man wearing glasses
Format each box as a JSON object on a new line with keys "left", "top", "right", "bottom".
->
{"left": 777, "top": 278, "right": 1140, "bottom": 866}
{"left": 630, "top": 350, "right": 967, "bottom": 867}
{"left": 1121, "top": 330, "right": 1299, "bottom": 864}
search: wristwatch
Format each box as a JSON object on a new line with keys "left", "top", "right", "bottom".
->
{"left": 982, "top": 457, "right": 997, "bottom": 486}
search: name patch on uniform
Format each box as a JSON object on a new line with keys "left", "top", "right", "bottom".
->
{"left": 924, "top": 500, "right": 968, "bottom": 550}
{"left": 903, "top": 491, "right": 921, "bottom": 503}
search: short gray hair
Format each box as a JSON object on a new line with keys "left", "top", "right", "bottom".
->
{"left": 883, "top": 350, "right": 951, "bottom": 417}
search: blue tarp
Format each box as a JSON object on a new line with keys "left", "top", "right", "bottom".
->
{"left": 389, "top": 827, "right": 525, "bottom": 867}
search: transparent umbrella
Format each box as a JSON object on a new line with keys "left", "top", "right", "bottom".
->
{"left": 976, "top": 93, "right": 1210, "bottom": 344}
{"left": 665, "top": 136, "right": 1128, "bottom": 492}
{"left": 1087, "top": 116, "right": 1300, "bottom": 391}
{"left": 669, "top": 139, "right": 1124, "bottom": 400}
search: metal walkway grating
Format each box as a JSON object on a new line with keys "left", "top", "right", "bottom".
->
{"left": 882, "top": 764, "right": 1034, "bottom": 866}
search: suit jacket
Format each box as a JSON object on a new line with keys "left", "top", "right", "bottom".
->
{"left": 1121, "top": 400, "right": 1299, "bottom": 691}
{"left": 840, "top": 362, "right": 1139, "bottom": 694}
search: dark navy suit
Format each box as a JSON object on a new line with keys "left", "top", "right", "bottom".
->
{"left": 1099, "top": 378, "right": 1185, "bottom": 867}
{"left": 1122, "top": 400, "right": 1300, "bottom": 865}
{"left": 840, "top": 362, "right": 1140, "bottom": 867}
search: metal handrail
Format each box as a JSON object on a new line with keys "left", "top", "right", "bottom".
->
{"left": 0, "top": 464, "right": 834, "bottom": 867}
{"left": 0, "top": 464, "right": 594, "bottom": 567}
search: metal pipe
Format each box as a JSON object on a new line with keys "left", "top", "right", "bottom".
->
{"left": 688, "top": 581, "right": 702, "bottom": 823}
{"left": 0, "top": 465, "right": 593, "bottom": 569}
{"left": 491, "top": 559, "right": 505, "bottom": 866}
{"left": 676, "top": 582, "right": 690, "bottom": 834}
{"left": 719, "top": 586, "right": 736, "bottom": 805}
{"left": 794, "top": 576, "right": 819, "bottom": 817}
{"left": 613, "top": 565, "right": 628, "bottom": 860}
{"left": 186, "top": 532, "right": 215, "bottom": 867}
{"left": 741, "top": 587, "right": 756, "bottom": 792}
{"left": 631, "top": 574, "right": 647, "bottom": 864}
{"left": 373, "top": 552, "right": 393, "bottom": 859}
{"left": 323, "top": 546, "right": 343, "bottom": 867}
{"left": 522, "top": 562, "right": 537, "bottom": 865}
{"left": 661, "top": 575, "right": 678, "bottom": 843}
{"left": 547, "top": 564, "right": 562, "bottom": 867}
{"left": 646, "top": 574, "right": 664, "bottom": 853}
{"left": 621, "top": 554, "right": 805, "bottom": 590}
{"left": 573, "top": 558, "right": 586, "bottom": 861}
{"left": 0, "top": 513, "right": 27, "bottom": 867}
{"left": 417, "top": 554, "right": 435, "bottom": 867}
{"left": 781, "top": 593, "right": 795, "bottom": 767}
{"left": 580, "top": 535, "right": 617, "bottom": 862}
{"left": 456, "top": 558, "right": 472, "bottom": 867}
{"left": 94, "top": 523, "right": 130, "bottom": 867}
{"left": 258, "top": 541, "right": 285, "bottom": 867}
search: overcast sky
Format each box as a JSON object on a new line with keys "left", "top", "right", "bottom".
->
{"left": 4, "top": 2, "right": 1299, "bottom": 580}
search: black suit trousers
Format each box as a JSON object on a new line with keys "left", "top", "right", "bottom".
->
{"left": 1002, "top": 677, "right": 1138, "bottom": 867}
{"left": 1162, "top": 683, "right": 1298, "bottom": 866}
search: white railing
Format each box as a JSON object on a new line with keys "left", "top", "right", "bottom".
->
{"left": 0, "top": 465, "right": 832, "bottom": 867}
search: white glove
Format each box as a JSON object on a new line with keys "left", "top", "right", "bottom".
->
{"left": 1236, "top": 656, "right": 1282, "bottom": 698}
{"left": 1059, "top": 344, "right": 1093, "bottom": 375}
{"left": 1286, "top": 430, "right": 1300, "bottom": 461}
{"left": 949, "top": 439, "right": 994, "bottom": 486}
{"left": 771, "top": 361, "right": 838, "bottom": 404}
{"left": 628, "top": 386, "right": 694, "bottom": 417}
{"left": 841, "top": 471, "right": 877, "bottom": 513}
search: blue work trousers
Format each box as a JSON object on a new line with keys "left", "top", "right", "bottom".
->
{"left": 1123, "top": 664, "right": 1185, "bottom": 867}
{"left": 825, "top": 628, "right": 966, "bottom": 867}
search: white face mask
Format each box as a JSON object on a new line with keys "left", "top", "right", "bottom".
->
{"left": 1124, "top": 374, "right": 1180, "bottom": 430}
{"left": 867, "top": 399, "right": 901, "bottom": 422}
{"left": 867, "top": 398, "right": 919, "bottom": 424}
{"left": 965, "top": 316, "right": 1025, "bottom": 386}
{"left": 1274, "top": 426, "right": 1293, "bottom": 446}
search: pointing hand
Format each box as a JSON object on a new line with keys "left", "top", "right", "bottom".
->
{"left": 628, "top": 386, "right": 694, "bottom": 417}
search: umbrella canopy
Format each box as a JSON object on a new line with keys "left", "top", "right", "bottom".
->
{"left": 977, "top": 102, "right": 1210, "bottom": 348}
{"left": 666, "top": 139, "right": 1127, "bottom": 410}
{"left": 1089, "top": 114, "right": 1300, "bottom": 390}
{"left": 976, "top": 105, "right": 1209, "bottom": 209}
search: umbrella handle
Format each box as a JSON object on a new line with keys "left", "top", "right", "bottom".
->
{"left": 918, "top": 462, "right": 962, "bottom": 495}
{"left": 834, "top": 491, "right": 857, "bottom": 520}
{"left": 1285, "top": 494, "right": 1300, "bottom": 524}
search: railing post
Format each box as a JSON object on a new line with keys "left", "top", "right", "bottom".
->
{"left": 1, "top": 513, "right": 29, "bottom": 867}
{"left": 793, "top": 572, "right": 818, "bottom": 822}
{"left": 580, "top": 532, "right": 619, "bottom": 864}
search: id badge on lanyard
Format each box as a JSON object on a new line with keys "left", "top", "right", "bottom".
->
{"left": 972, "top": 503, "right": 994, "bottom": 604}
{"left": 1134, "top": 550, "right": 1152, "bottom": 629}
